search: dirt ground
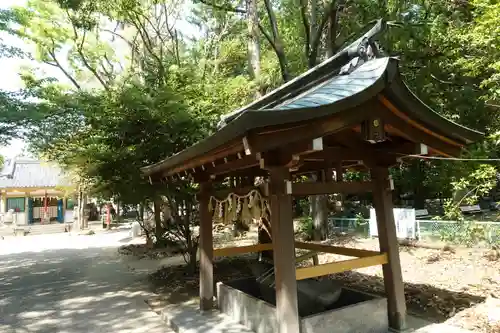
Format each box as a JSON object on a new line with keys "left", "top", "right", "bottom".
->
{"left": 122, "top": 228, "right": 500, "bottom": 332}
{"left": 311, "top": 235, "right": 500, "bottom": 331}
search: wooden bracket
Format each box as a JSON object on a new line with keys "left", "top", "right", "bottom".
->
{"left": 242, "top": 136, "right": 252, "bottom": 155}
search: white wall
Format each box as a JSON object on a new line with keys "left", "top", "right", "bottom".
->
{"left": 64, "top": 210, "right": 74, "bottom": 223}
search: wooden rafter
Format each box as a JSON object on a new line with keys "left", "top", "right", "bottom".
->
{"left": 162, "top": 139, "right": 244, "bottom": 177}
{"left": 377, "top": 97, "right": 462, "bottom": 157}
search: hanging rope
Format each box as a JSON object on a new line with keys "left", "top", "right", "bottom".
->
{"left": 209, "top": 189, "right": 270, "bottom": 225}
{"left": 399, "top": 154, "right": 500, "bottom": 162}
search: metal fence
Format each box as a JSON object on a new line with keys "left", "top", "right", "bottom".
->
{"left": 327, "top": 217, "right": 369, "bottom": 238}
{"left": 416, "top": 219, "right": 500, "bottom": 244}
{"left": 327, "top": 216, "right": 500, "bottom": 245}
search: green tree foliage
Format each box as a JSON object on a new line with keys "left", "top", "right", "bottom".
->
{"left": 1, "top": 0, "right": 499, "bottom": 249}
{"left": 0, "top": 9, "right": 34, "bottom": 145}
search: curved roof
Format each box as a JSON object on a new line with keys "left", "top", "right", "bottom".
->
{"left": 141, "top": 20, "right": 483, "bottom": 178}
{"left": 275, "top": 57, "right": 389, "bottom": 110}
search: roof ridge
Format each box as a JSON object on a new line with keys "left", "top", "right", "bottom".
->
{"left": 217, "top": 19, "right": 387, "bottom": 128}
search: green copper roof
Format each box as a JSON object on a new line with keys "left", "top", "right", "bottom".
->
{"left": 274, "top": 57, "right": 389, "bottom": 110}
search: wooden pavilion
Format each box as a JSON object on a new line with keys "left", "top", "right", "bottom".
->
{"left": 142, "top": 20, "right": 482, "bottom": 333}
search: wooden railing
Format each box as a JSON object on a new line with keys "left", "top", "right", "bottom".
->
{"left": 213, "top": 241, "right": 388, "bottom": 280}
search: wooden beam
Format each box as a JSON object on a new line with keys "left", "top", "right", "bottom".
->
{"left": 291, "top": 161, "right": 363, "bottom": 175}
{"left": 303, "top": 147, "right": 362, "bottom": 161}
{"left": 207, "top": 155, "right": 259, "bottom": 176}
{"left": 377, "top": 98, "right": 461, "bottom": 157}
{"left": 304, "top": 142, "right": 428, "bottom": 162}
{"left": 209, "top": 185, "right": 259, "bottom": 200}
{"left": 199, "top": 182, "right": 213, "bottom": 311}
{"left": 269, "top": 167, "right": 300, "bottom": 333}
{"left": 295, "top": 253, "right": 388, "bottom": 280}
{"left": 164, "top": 139, "right": 243, "bottom": 177}
{"left": 290, "top": 181, "right": 374, "bottom": 195}
{"left": 286, "top": 137, "right": 324, "bottom": 157}
{"left": 246, "top": 107, "right": 369, "bottom": 157}
{"left": 295, "top": 251, "right": 319, "bottom": 263}
{"left": 294, "top": 241, "right": 381, "bottom": 258}
{"left": 379, "top": 95, "right": 462, "bottom": 148}
{"left": 372, "top": 167, "right": 407, "bottom": 330}
{"left": 213, "top": 243, "right": 273, "bottom": 257}
{"left": 327, "top": 132, "right": 399, "bottom": 167}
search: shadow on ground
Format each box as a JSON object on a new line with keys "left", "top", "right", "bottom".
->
{"left": 329, "top": 271, "right": 485, "bottom": 323}
{"left": 0, "top": 246, "right": 166, "bottom": 333}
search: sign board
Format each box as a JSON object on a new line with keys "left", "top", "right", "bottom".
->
{"left": 369, "top": 208, "right": 416, "bottom": 239}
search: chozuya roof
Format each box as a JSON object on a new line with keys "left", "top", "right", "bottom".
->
{"left": 0, "top": 157, "right": 71, "bottom": 189}
{"left": 142, "top": 19, "right": 483, "bottom": 177}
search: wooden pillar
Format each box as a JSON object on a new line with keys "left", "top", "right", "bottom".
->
{"left": 372, "top": 167, "right": 407, "bottom": 331}
{"left": 269, "top": 167, "right": 301, "bottom": 333}
{"left": 199, "top": 181, "right": 214, "bottom": 311}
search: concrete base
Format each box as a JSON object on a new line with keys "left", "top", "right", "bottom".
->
{"left": 161, "top": 300, "right": 254, "bottom": 333}
{"left": 217, "top": 278, "right": 388, "bottom": 333}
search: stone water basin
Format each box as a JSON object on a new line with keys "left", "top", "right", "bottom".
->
{"left": 217, "top": 277, "right": 388, "bottom": 333}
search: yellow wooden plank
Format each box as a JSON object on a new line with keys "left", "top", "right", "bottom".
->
{"left": 295, "top": 241, "right": 380, "bottom": 258}
{"left": 213, "top": 243, "right": 273, "bottom": 257}
{"left": 295, "top": 253, "right": 388, "bottom": 280}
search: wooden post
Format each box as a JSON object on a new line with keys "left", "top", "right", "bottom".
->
{"left": 372, "top": 167, "right": 407, "bottom": 331}
{"left": 269, "top": 167, "right": 301, "bottom": 333}
{"left": 199, "top": 181, "right": 214, "bottom": 311}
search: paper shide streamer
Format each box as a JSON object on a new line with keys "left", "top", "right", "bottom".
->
{"left": 209, "top": 190, "right": 270, "bottom": 226}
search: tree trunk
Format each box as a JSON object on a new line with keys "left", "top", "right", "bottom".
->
{"left": 313, "top": 195, "right": 328, "bottom": 241}
{"left": 309, "top": 0, "right": 318, "bottom": 64}
{"left": 153, "top": 199, "right": 165, "bottom": 247}
{"left": 262, "top": 0, "right": 290, "bottom": 82}
{"left": 82, "top": 194, "right": 88, "bottom": 229}
{"left": 185, "top": 201, "right": 198, "bottom": 274}
{"left": 326, "top": 7, "right": 339, "bottom": 58}
{"left": 246, "top": 0, "right": 261, "bottom": 96}
{"left": 138, "top": 202, "right": 144, "bottom": 221}
{"left": 76, "top": 186, "right": 82, "bottom": 230}
{"left": 311, "top": 171, "right": 328, "bottom": 240}
{"left": 77, "top": 185, "right": 88, "bottom": 230}
{"left": 335, "top": 164, "right": 344, "bottom": 214}
{"left": 413, "top": 161, "right": 426, "bottom": 209}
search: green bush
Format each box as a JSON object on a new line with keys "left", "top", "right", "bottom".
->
{"left": 354, "top": 213, "right": 369, "bottom": 236}
{"left": 439, "top": 221, "right": 500, "bottom": 247}
{"left": 299, "top": 216, "right": 314, "bottom": 240}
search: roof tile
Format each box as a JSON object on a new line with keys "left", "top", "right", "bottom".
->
{"left": 0, "top": 158, "right": 71, "bottom": 189}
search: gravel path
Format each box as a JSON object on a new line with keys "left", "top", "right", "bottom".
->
{"left": 0, "top": 231, "right": 171, "bottom": 333}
